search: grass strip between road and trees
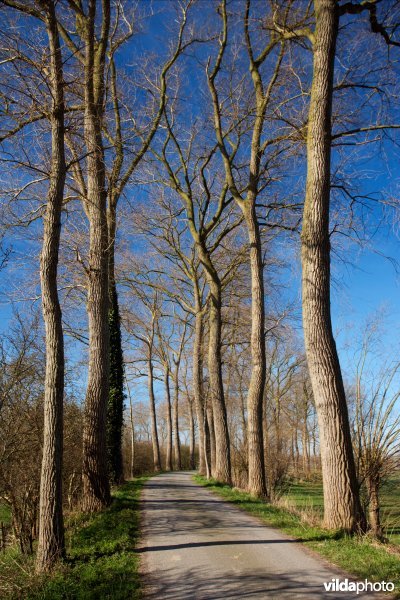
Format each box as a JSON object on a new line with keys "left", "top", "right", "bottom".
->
{"left": 0, "top": 476, "right": 147, "bottom": 600}
{"left": 284, "top": 477, "right": 400, "bottom": 548}
{"left": 194, "top": 475, "right": 400, "bottom": 597}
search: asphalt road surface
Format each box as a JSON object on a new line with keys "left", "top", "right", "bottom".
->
{"left": 138, "top": 471, "right": 382, "bottom": 599}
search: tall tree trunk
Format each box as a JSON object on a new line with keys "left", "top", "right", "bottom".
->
{"left": 107, "top": 282, "right": 124, "bottom": 484}
{"left": 82, "top": 168, "right": 111, "bottom": 509}
{"left": 367, "top": 476, "right": 383, "bottom": 539}
{"left": 106, "top": 201, "right": 124, "bottom": 484}
{"left": 173, "top": 324, "right": 187, "bottom": 470}
{"left": 262, "top": 392, "right": 268, "bottom": 469}
{"left": 164, "top": 365, "right": 173, "bottom": 471}
{"left": 173, "top": 362, "right": 182, "bottom": 470}
{"left": 207, "top": 0, "right": 277, "bottom": 493}
{"left": 241, "top": 386, "right": 248, "bottom": 456}
{"left": 193, "top": 302, "right": 207, "bottom": 474}
{"left": 290, "top": 435, "right": 296, "bottom": 471}
{"left": 81, "top": 0, "right": 111, "bottom": 512}
{"left": 294, "top": 429, "right": 300, "bottom": 471}
{"left": 243, "top": 203, "right": 267, "bottom": 498}
{"left": 207, "top": 278, "right": 231, "bottom": 483}
{"left": 301, "top": 0, "right": 364, "bottom": 532}
{"left": 148, "top": 357, "right": 161, "bottom": 471}
{"left": 129, "top": 389, "right": 135, "bottom": 479}
{"left": 302, "top": 401, "right": 310, "bottom": 475}
{"left": 188, "top": 398, "right": 196, "bottom": 470}
{"left": 203, "top": 412, "right": 211, "bottom": 478}
{"left": 207, "top": 404, "right": 217, "bottom": 477}
{"left": 193, "top": 239, "right": 230, "bottom": 483}
{"left": 36, "top": 0, "right": 65, "bottom": 572}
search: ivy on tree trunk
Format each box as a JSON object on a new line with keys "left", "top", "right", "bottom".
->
{"left": 106, "top": 283, "right": 124, "bottom": 484}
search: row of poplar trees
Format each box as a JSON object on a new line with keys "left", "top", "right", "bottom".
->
{"left": 0, "top": 0, "right": 398, "bottom": 573}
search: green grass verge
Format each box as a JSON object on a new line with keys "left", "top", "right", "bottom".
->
{"left": 0, "top": 476, "right": 147, "bottom": 600}
{"left": 284, "top": 476, "right": 400, "bottom": 546}
{"left": 381, "top": 478, "right": 400, "bottom": 546}
{"left": 194, "top": 475, "right": 400, "bottom": 596}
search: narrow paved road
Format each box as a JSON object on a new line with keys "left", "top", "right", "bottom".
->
{"left": 138, "top": 472, "right": 380, "bottom": 599}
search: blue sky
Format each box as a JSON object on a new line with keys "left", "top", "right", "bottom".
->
{"left": 1, "top": 0, "right": 400, "bottom": 396}
{"left": 333, "top": 230, "right": 400, "bottom": 379}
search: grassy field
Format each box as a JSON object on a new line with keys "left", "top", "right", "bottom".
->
{"left": 195, "top": 475, "right": 400, "bottom": 597}
{"left": 381, "top": 478, "right": 400, "bottom": 546}
{"left": 0, "top": 477, "right": 147, "bottom": 600}
{"left": 0, "top": 503, "right": 11, "bottom": 525}
{"left": 283, "top": 475, "right": 400, "bottom": 546}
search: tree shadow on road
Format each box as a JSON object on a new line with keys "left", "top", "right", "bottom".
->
{"left": 141, "top": 565, "right": 371, "bottom": 599}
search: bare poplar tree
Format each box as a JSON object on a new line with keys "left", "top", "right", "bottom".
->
{"left": 353, "top": 322, "right": 400, "bottom": 539}
{"left": 172, "top": 321, "right": 187, "bottom": 470}
{"left": 146, "top": 309, "right": 162, "bottom": 473}
{"left": 182, "top": 362, "right": 197, "bottom": 470}
{"left": 206, "top": 0, "right": 302, "bottom": 497}
{"left": 0, "top": 0, "right": 67, "bottom": 570}
{"left": 72, "top": 0, "right": 112, "bottom": 511}
{"left": 102, "top": 1, "right": 193, "bottom": 484}
{"left": 124, "top": 283, "right": 163, "bottom": 472}
{"left": 152, "top": 124, "right": 240, "bottom": 482}
{"left": 272, "top": 0, "right": 400, "bottom": 531}
{"left": 156, "top": 319, "right": 174, "bottom": 471}
{"left": 193, "top": 281, "right": 209, "bottom": 476}
{"left": 298, "top": 0, "right": 364, "bottom": 531}
{"left": 135, "top": 200, "right": 211, "bottom": 475}
{"left": 35, "top": 0, "right": 66, "bottom": 569}
{"left": 164, "top": 362, "right": 173, "bottom": 472}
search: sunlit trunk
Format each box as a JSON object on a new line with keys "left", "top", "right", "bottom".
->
{"left": 148, "top": 356, "right": 161, "bottom": 472}
{"left": 36, "top": 1, "right": 66, "bottom": 571}
{"left": 301, "top": 0, "right": 365, "bottom": 532}
{"left": 244, "top": 202, "right": 267, "bottom": 498}
{"left": 82, "top": 0, "right": 111, "bottom": 512}
{"left": 164, "top": 365, "right": 173, "bottom": 471}
{"left": 173, "top": 362, "right": 182, "bottom": 470}
{"left": 193, "top": 299, "right": 207, "bottom": 474}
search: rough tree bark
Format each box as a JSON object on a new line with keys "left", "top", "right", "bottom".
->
{"left": 148, "top": 355, "right": 161, "bottom": 472}
{"left": 81, "top": 0, "right": 111, "bottom": 512}
{"left": 128, "top": 385, "right": 135, "bottom": 479}
{"left": 243, "top": 202, "right": 267, "bottom": 497}
{"left": 192, "top": 286, "right": 208, "bottom": 474}
{"left": 172, "top": 325, "right": 186, "bottom": 470}
{"left": 36, "top": 0, "right": 66, "bottom": 572}
{"left": 206, "top": 0, "right": 287, "bottom": 496}
{"left": 207, "top": 391, "right": 217, "bottom": 477}
{"left": 203, "top": 269, "right": 231, "bottom": 484}
{"left": 188, "top": 397, "right": 196, "bottom": 470}
{"left": 301, "top": 0, "right": 364, "bottom": 532}
{"left": 164, "top": 365, "right": 173, "bottom": 471}
{"left": 173, "top": 364, "right": 182, "bottom": 470}
{"left": 302, "top": 384, "right": 311, "bottom": 475}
